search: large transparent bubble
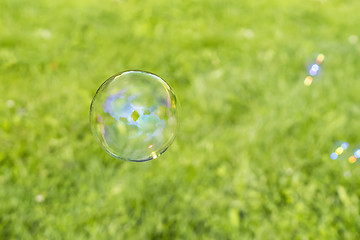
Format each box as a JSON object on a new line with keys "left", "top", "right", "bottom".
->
{"left": 90, "top": 71, "right": 179, "bottom": 162}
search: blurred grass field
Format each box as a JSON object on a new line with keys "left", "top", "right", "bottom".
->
{"left": 1, "top": 0, "right": 360, "bottom": 239}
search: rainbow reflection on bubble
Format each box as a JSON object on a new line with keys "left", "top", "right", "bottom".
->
{"left": 304, "top": 53, "right": 325, "bottom": 86}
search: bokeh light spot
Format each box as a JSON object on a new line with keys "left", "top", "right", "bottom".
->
{"left": 330, "top": 152, "right": 338, "bottom": 160}
{"left": 354, "top": 149, "right": 360, "bottom": 158}
{"left": 341, "top": 142, "right": 349, "bottom": 150}
{"left": 304, "top": 76, "right": 313, "bottom": 86}
{"left": 309, "top": 64, "right": 320, "bottom": 76}
{"left": 335, "top": 147, "right": 344, "bottom": 155}
{"left": 316, "top": 54, "right": 325, "bottom": 64}
{"left": 349, "top": 155, "right": 357, "bottom": 164}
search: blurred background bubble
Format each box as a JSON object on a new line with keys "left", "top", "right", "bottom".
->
{"left": 330, "top": 141, "right": 349, "bottom": 160}
{"left": 304, "top": 53, "right": 325, "bottom": 86}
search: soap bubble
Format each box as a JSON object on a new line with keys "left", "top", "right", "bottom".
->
{"left": 90, "top": 71, "right": 179, "bottom": 162}
{"left": 304, "top": 53, "right": 325, "bottom": 86}
{"left": 330, "top": 141, "right": 349, "bottom": 161}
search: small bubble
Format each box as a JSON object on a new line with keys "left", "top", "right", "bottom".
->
{"left": 304, "top": 54, "right": 325, "bottom": 86}
{"left": 330, "top": 141, "right": 350, "bottom": 160}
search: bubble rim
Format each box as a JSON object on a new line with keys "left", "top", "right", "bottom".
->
{"left": 89, "top": 70, "right": 180, "bottom": 162}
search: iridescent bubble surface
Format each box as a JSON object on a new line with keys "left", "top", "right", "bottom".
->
{"left": 90, "top": 71, "right": 179, "bottom": 162}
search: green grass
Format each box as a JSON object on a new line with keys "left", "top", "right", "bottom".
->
{"left": 1, "top": 0, "right": 360, "bottom": 239}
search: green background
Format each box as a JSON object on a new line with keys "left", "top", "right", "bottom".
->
{"left": 1, "top": 0, "right": 360, "bottom": 239}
